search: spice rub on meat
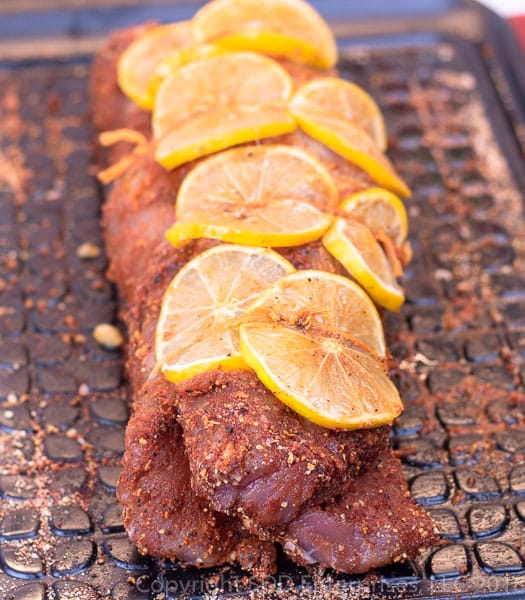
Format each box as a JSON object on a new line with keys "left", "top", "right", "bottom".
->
{"left": 91, "top": 25, "right": 438, "bottom": 577}
{"left": 100, "top": 151, "right": 193, "bottom": 307}
{"left": 118, "top": 374, "right": 276, "bottom": 573}
{"left": 176, "top": 369, "right": 387, "bottom": 537}
{"left": 101, "top": 150, "right": 437, "bottom": 573}
{"left": 284, "top": 448, "right": 436, "bottom": 573}
{"left": 106, "top": 150, "right": 387, "bottom": 537}
{"left": 90, "top": 24, "right": 151, "bottom": 137}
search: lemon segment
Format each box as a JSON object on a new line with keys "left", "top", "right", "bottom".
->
{"left": 152, "top": 52, "right": 296, "bottom": 169}
{"left": 191, "top": 0, "right": 337, "bottom": 68}
{"left": 244, "top": 270, "right": 386, "bottom": 358}
{"left": 239, "top": 322, "right": 403, "bottom": 430}
{"left": 340, "top": 187, "right": 408, "bottom": 246}
{"left": 176, "top": 144, "right": 339, "bottom": 215}
{"left": 117, "top": 22, "right": 194, "bottom": 110}
{"left": 156, "top": 244, "right": 295, "bottom": 383}
{"left": 322, "top": 217, "right": 405, "bottom": 312}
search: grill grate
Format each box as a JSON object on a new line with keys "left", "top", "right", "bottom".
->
{"left": 0, "top": 37, "right": 525, "bottom": 600}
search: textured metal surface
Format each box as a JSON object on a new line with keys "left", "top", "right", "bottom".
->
{"left": 1, "top": 27, "right": 525, "bottom": 600}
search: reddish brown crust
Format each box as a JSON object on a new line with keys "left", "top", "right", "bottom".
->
{"left": 91, "top": 24, "right": 438, "bottom": 577}
{"left": 101, "top": 151, "right": 187, "bottom": 306}
{"left": 121, "top": 229, "right": 387, "bottom": 539}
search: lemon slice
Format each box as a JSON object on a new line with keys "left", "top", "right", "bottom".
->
{"left": 167, "top": 206, "right": 333, "bottom": 248}
{"left": 290, "top": 77, "right": 387, "bottom": 150}
{"left": 322, "top": 217, "right": 405, "bottom": 311}
{"left": 156, "top": 244, "right": 295, "bottom": 383}
{"left": 148, "top": 43, "right": 231, "bottom": 99}
{"left": 245, "top": 270, "right": 386, "bottom": 358}
{"left": 153, "top": 52, "right": 296, "bottom": 169}
{"left": 290, "top": 84, "right": 410, "bottom": 198}
{"left": 166, "top": 145, "right": 337, "bottom": 247}
{"left": 191, "top": 0, "right": 337, "bottom": 69}
{"left": 117, "top": 22, "right": 194, "bottom": 110}
{"left": 340, "top": 187, "right": 408, "bottom": 246}
{"left": 239, "top": 322, "right": 402, "bottom": 430}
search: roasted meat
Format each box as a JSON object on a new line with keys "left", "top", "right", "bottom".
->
{"left": 101, "top": 152, "right": 190, "bottom": 306}
{"left": 91, "top": 25, "right": 438, "bottom": 578}
{"left": 118, "top": 210, "right": 386, "bottom": 538}
{"left": 102, "top": 149, "right": 437, "bottom": 572}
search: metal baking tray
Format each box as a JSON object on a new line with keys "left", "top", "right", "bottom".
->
{"left": 1, "top": 1, "right": 525, "bottom": 598}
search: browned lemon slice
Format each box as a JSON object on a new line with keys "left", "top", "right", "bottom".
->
{"left": 290, "top": 77, "right": 387, "bottom": 150}
{"left": 148, "top": 43, "right": 231, "bottom": 98}
{"left": 340, "top": 187, "right": 408, "bottom": 246}
{"left": 245, "top": 270, "right": 386, "bottom": 357}
{"left": 291, "top": 82, "right": 410, "bottom": 197}
{"left": 239, "top": 321, "right": 401, "bottom": 430}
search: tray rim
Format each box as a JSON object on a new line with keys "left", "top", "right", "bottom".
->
{"left": 1, "top": 3, "right": 525, "bottom": 599}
